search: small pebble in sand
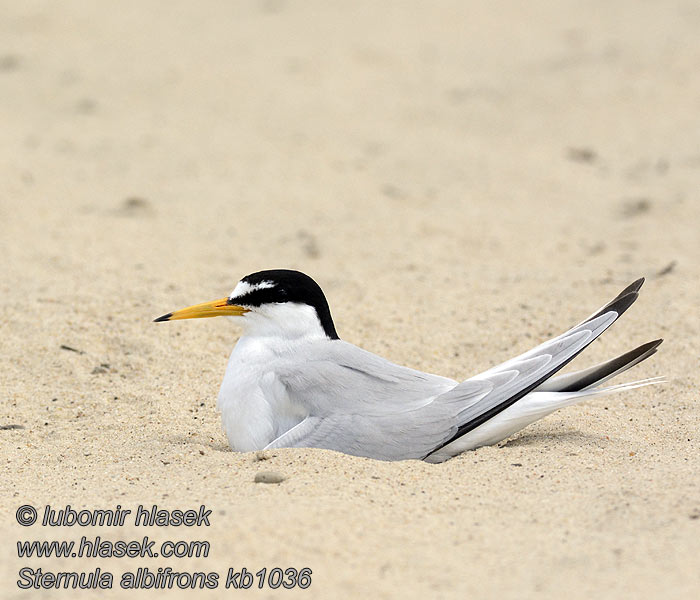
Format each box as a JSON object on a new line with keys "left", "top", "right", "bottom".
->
{"left": 123, "top": 196, "right": 149, "bottom": 210}
{"left": 620, "top": 197, "right": 651, "bottom": 218}
{"left": 254, "top": 471, "right": 286, "bottom": 484}
{"left": 119, "top": 196, "right": 153, "bottom": 217}
{"left": 656, "top": 261, "right": 677, "bottom": 278}
{"left": 566, "top": 147, "right": 597, "bottom": 163}
{"left": 0, "top": 54, "right": 20, "bottom": 71}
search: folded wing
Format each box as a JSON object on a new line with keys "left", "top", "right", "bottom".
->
{"left": 268, "top": 341, "right": 490, "bottom": 460}
{"left": 424, "top": 278, "right": 645, "bottom": 458}
{"left": 269, "top": 279, "right": 646, "bottom": 461}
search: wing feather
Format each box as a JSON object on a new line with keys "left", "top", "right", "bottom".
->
{"left": 425, "top": 279, "right": 644, "bottom": 458}
{"left": 271, "top": 342, "right": 490, "bottom": 460}
{"left": 269, "top": 279, "right": 644, "bottom": 462}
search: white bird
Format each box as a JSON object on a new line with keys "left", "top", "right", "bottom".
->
{"left": 155, "top": 270, "right": 663, "bottom": 462}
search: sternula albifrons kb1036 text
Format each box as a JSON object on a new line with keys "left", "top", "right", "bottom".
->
{"left": 154, "top": 270, "right": 662, "bottom": 462}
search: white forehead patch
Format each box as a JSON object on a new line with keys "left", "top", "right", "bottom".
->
{"left": 229, "top": 280, "right": 276, "bottom": 300}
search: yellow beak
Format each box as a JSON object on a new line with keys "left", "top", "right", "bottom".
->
{"left": 153, "top": 297, "right": 249, "bottom": 322}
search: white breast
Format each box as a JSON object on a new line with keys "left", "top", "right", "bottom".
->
{"left": 216, "top": 303, "right": 327, "bottom": 452}
{"left": 217, "top": 337, "right": 307, "bottom": 452}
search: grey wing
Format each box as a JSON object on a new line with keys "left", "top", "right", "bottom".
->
{"left": 268, "top": 279, "right": 643, "bottom": 461}
{"left": 425, "top": 278, "right": 645, "bottom": 458}
{"left": 266, "top": 341, "right": 493, "bottom": 461}
{"left": 264, "top": 385, "right": 491, "bottom": 461}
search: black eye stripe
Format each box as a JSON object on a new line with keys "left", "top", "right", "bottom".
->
{"left": 228, "top": 288, "right": 280, "bottom": 306}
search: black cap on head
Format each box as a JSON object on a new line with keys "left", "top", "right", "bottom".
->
{"left": 232, "top": 269, "right": 339, "bottom": 340}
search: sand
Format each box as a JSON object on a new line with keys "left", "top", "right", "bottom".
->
{"left": 1, "top": 1, "right": 699, "bottom": 598}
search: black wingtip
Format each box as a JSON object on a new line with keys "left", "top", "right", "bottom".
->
{"left": 613, "top": 338, "right": 663, "bottom": 366}
{"left": 617, "top": 277, "right": 645, "bottom": 299}
{"left": 586, "top": 277, "right": 646, "bottom": 324}
{"left": 555, "top": 337, "right": 664, "bottom": 392}
{"left": 622, "top": 338, "right": 663, "bottom": 356}
{"left": 610, "top": 291, "right": 639, "bottom": 317}
{"left": 153, "top": 313, "right": 172, "bottom": 322}
{"left": 647, "top": 338, "right": 663, "bottom": 349}
{"left": 586, "top": 291, "right": 638, "bottom": 323}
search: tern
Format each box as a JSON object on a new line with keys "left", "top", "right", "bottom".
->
{"left": 155, "top": 270, "right": 662, "bottom": 462}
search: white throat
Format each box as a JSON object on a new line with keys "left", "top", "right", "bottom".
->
{"left": 237, "top": 302, "right": 329, "bottom": 343}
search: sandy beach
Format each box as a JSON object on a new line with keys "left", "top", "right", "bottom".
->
{"left": 1, "top": 1, "right": 699, "bottom": 597}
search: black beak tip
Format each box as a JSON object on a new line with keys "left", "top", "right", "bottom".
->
{"left": 153, "top": 313, "right": 172, "bottom": 323}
